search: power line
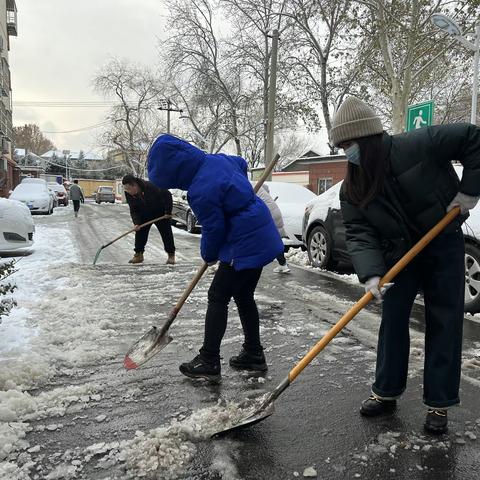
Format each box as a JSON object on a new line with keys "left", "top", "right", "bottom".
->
{"left": 40, "top": 157, "right": 124, "bottom": 173}
{"left": 13, "top": 101, "right": 139, "bottom": 108}
{"left": 41, "top": 121, "right": 111, "bottom": 134}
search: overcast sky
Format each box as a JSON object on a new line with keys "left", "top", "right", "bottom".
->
{"left": 10, "top": 0, "right": 167, "bottom": 154}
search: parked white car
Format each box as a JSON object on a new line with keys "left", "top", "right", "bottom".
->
{"left": 302, "top": 164, "right": 480, "bottom": 313}
{"left": 258, "top": 181, "right": 317, "bottom": 248}
{"left": 0, "top": 198, "right": 35, "bottom": 250}
{"left": 9, "top": 178, "right": 54, "bottom": 214}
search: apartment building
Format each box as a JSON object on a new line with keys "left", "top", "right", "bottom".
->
{"left": 0, "top": 0, "right": 17, "bottom": 197}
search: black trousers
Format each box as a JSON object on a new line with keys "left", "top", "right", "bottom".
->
{"left": 200, "top": 262, "right": 263, "bottom": 361}
{"left": 372, "top": 229, "right": 465, "bottom": 408}
{"left": 134, "top": 219, "right": 175, "bottom": 254}
{"left": 276, "top": 253, "right": 287, "bottom": 266}
{"left": 72, "top": 200, "right": 80, "bottom": 212}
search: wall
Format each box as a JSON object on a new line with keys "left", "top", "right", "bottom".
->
{"left": 77, "top": 179, "right": 117, "bottom": 198}
{"left": 271, "top": 171, "right": 310, "bottom": 188}
{"left": 308, "top": 161, "right": 347, "bottom": 194}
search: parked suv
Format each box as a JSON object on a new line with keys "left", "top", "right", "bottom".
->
{"left": 170, "top": 189, "right": 201, "bottom": 233}
{"left": 94, "top": 186, "right": 115, "bottom": 204}
{"left": 302, "top": 165, "right": 480, "bottom": 314}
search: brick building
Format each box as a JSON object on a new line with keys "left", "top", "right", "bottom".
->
{"left": 275, "top": 150, "right": 347, "bottom": 194}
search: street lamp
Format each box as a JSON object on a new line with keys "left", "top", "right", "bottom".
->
{"left": 431, "top": 13, "right": 480, "bottom": 124}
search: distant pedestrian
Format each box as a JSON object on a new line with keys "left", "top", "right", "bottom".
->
{"left": 256, "top": 184, "right": 290, "bottom": 273}
{"left": 331, "top": 96, "right": 480, "bottom": 434}
{"left": 69, "top": 180, "right": 84, "bottom": 218}
{"left": 122, "top": 174, "right": 176, "bottom": 265}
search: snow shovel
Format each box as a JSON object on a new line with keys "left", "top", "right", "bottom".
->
{"left": 211, "top": 207, "right": 461, "bottom": 438}
{"left": 92, "top": 214, "right": 172, "bottom": 265}
{"left": 124, "top": 154, "right": 281, "bottom": 370}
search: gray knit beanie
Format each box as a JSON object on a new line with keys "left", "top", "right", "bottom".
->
{"left": 330, "top": 97, "right": 383, "bottom": 147}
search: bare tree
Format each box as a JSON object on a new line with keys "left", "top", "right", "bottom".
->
{"left": 164, "top": 0, "right": 247, "bottom": 155}
{"left": 94, "top": 59, "right": 164, "bottom": 177}
{"left": 13, "top": 124, "right": 55, "bottom": 155}
{"left": 351, "top": 0, "right": 479, "bottom": 133}
{"left": 281, "top": 0, "right": 358, "bottom": 149}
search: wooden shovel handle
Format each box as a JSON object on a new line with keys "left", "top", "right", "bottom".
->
{"left": 253, "top": 154, "right": 280, "bottom": 193}
{"left": 288, "top": 207, "right": 461, "bottom": 382}
{"left": 103, "top": 214, "right": 171, "bottom": 248}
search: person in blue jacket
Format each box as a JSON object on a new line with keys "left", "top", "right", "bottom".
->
{"left": 147, "top": 134, "right": 284, "bottom": 383}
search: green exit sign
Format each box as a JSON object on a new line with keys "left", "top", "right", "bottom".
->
{"left": 406, "top": 101, "right": 434, "bottom": 132}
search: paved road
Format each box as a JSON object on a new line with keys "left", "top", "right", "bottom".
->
{"left": 10, "top": 203, "right": 480, "bottom": 479}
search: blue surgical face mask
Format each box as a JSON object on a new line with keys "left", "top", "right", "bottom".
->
{"left": 344, "top": 142, "right": 361, "bottom": 166}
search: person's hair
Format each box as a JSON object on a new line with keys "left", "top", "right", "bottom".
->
{"left": 73, "top": 179, "right": 78, "bottom": 184}
{"left": 122, "top": 174, "right": 137, "bottom": 186}
{"left": 342, "top": 133, "right": 386, "bottom": 207}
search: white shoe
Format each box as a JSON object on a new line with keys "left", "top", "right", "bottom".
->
{"left": 273, "top": 264, "right": 290, "bottom": 274}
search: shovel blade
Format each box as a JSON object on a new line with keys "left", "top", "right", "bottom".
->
{"left": 124, "top": 326, "right": 173, "bottom": 370}
{"left": 93, "top": 247, "right": 103, "bottom": 265}
{"left": 211, "top": 401, "right": 275, "bottom": 439}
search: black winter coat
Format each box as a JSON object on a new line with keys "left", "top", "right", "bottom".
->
{"left": 340, "top": 124, "right": 480, "bottom": 283}
{"left": 125, "top": 179, "right": 173, "bottom": 225}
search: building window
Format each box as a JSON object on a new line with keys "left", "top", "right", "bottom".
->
{"left": 317, "top": 177, "right": 333, "bottom": 194}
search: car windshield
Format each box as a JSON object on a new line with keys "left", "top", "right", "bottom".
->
{"left": 100, "top": 187, "right": 113, "bottom": 192}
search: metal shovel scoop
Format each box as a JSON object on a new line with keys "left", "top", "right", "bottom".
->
{"left": 93, "top": 214, "right": 171, "bottom": 265}
{"left": 211, "top": 208, "right": 461, "bottom": 438}
{"left": 124, "top": 262, "right": 208, "bottom": 369}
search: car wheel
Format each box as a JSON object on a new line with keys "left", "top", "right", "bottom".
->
{"left": 307, "top": 225, "right": 337, "bottom": 269}
{"left": 186, "top": 211, "right": 197, "bottom": 233}
{"left": 464, "top": 243, "right": 480, "bottom": 313}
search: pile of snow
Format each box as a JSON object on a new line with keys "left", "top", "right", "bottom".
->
{"left": 86, "top": 397, "right": 263, "bottom": 479}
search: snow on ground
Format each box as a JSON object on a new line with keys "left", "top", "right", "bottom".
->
{"left": 285, "top": 248, "right": 359, "bottom": 285}
{"left": 0, "top": 211, "right": 115, "bottom": 474}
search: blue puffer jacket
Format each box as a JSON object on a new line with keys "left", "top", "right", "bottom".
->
{"left": 147, "top": 134, "right": 284, "bottom": 270}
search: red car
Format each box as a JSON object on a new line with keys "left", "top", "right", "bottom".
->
{"left": 48, "top": 182, "right": 69, "bottom": 206}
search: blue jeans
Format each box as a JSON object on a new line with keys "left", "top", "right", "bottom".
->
{"left": 372, "top": 229, "right": 465, "bottom": 408}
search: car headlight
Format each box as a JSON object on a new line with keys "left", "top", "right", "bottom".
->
{"left": 304, "top": 204, "right": 314, "bottom": 225}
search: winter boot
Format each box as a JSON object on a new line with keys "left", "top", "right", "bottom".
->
{"left": 273, "top": 263, "right": 291, "bottom": 274}
{"left": 360, "top": 394, "right": 397, "bottom": 417}
{"left": 74, "top": 211, "right": 78, "bottom": 218}
{"left": 179, "top": 354, "right": 221, "bottom": 383}
{"left": 229, "top": 349, "right": 268, "bottom": 372}
{"left": 166, "top": 253, "right": 175, "bottom": 265}
{"left": 128, "top": 252, "right": 144, "bottom": 264}
{"left": 424, "top": 409, "right": 448, "bottom": 434}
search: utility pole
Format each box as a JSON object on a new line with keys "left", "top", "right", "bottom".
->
{"left": 158, "top": 99, "right": 183, "bottom": 134}
{"left": 265, "top": 29, "right": 279, "bottom": 180}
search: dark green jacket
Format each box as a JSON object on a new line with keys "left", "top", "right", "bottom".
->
{"left": 340, "top": 124, "right": 480, "bottom": 283}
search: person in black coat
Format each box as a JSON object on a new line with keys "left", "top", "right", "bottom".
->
{"left": 331, "top": 97, "right": 480, "bottom": 434}
{"left": 122, "top": 174, "right": 175, "bottom": 264}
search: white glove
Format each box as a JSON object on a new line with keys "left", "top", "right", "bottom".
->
{"left": 364, "top": 276, "right": 394, "bottom": 302}
{"left": 447, "top": 192, "right": 480, "bottom": 215}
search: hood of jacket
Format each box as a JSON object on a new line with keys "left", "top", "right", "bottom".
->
{"left": 147, "top": 134, "right": 206, "bottom": 190}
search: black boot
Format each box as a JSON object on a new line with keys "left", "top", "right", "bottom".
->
{"left": 229, "top": 349, "right": 267, "bottom": 371}
{"left": 179, "top": 354, "right": 221, "bottom": 383}
{"left": 424, "top": 409, "right": 448, "bottom": 434}
{"left": 360, "top": 394, "right": 397, "bottom": 417}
